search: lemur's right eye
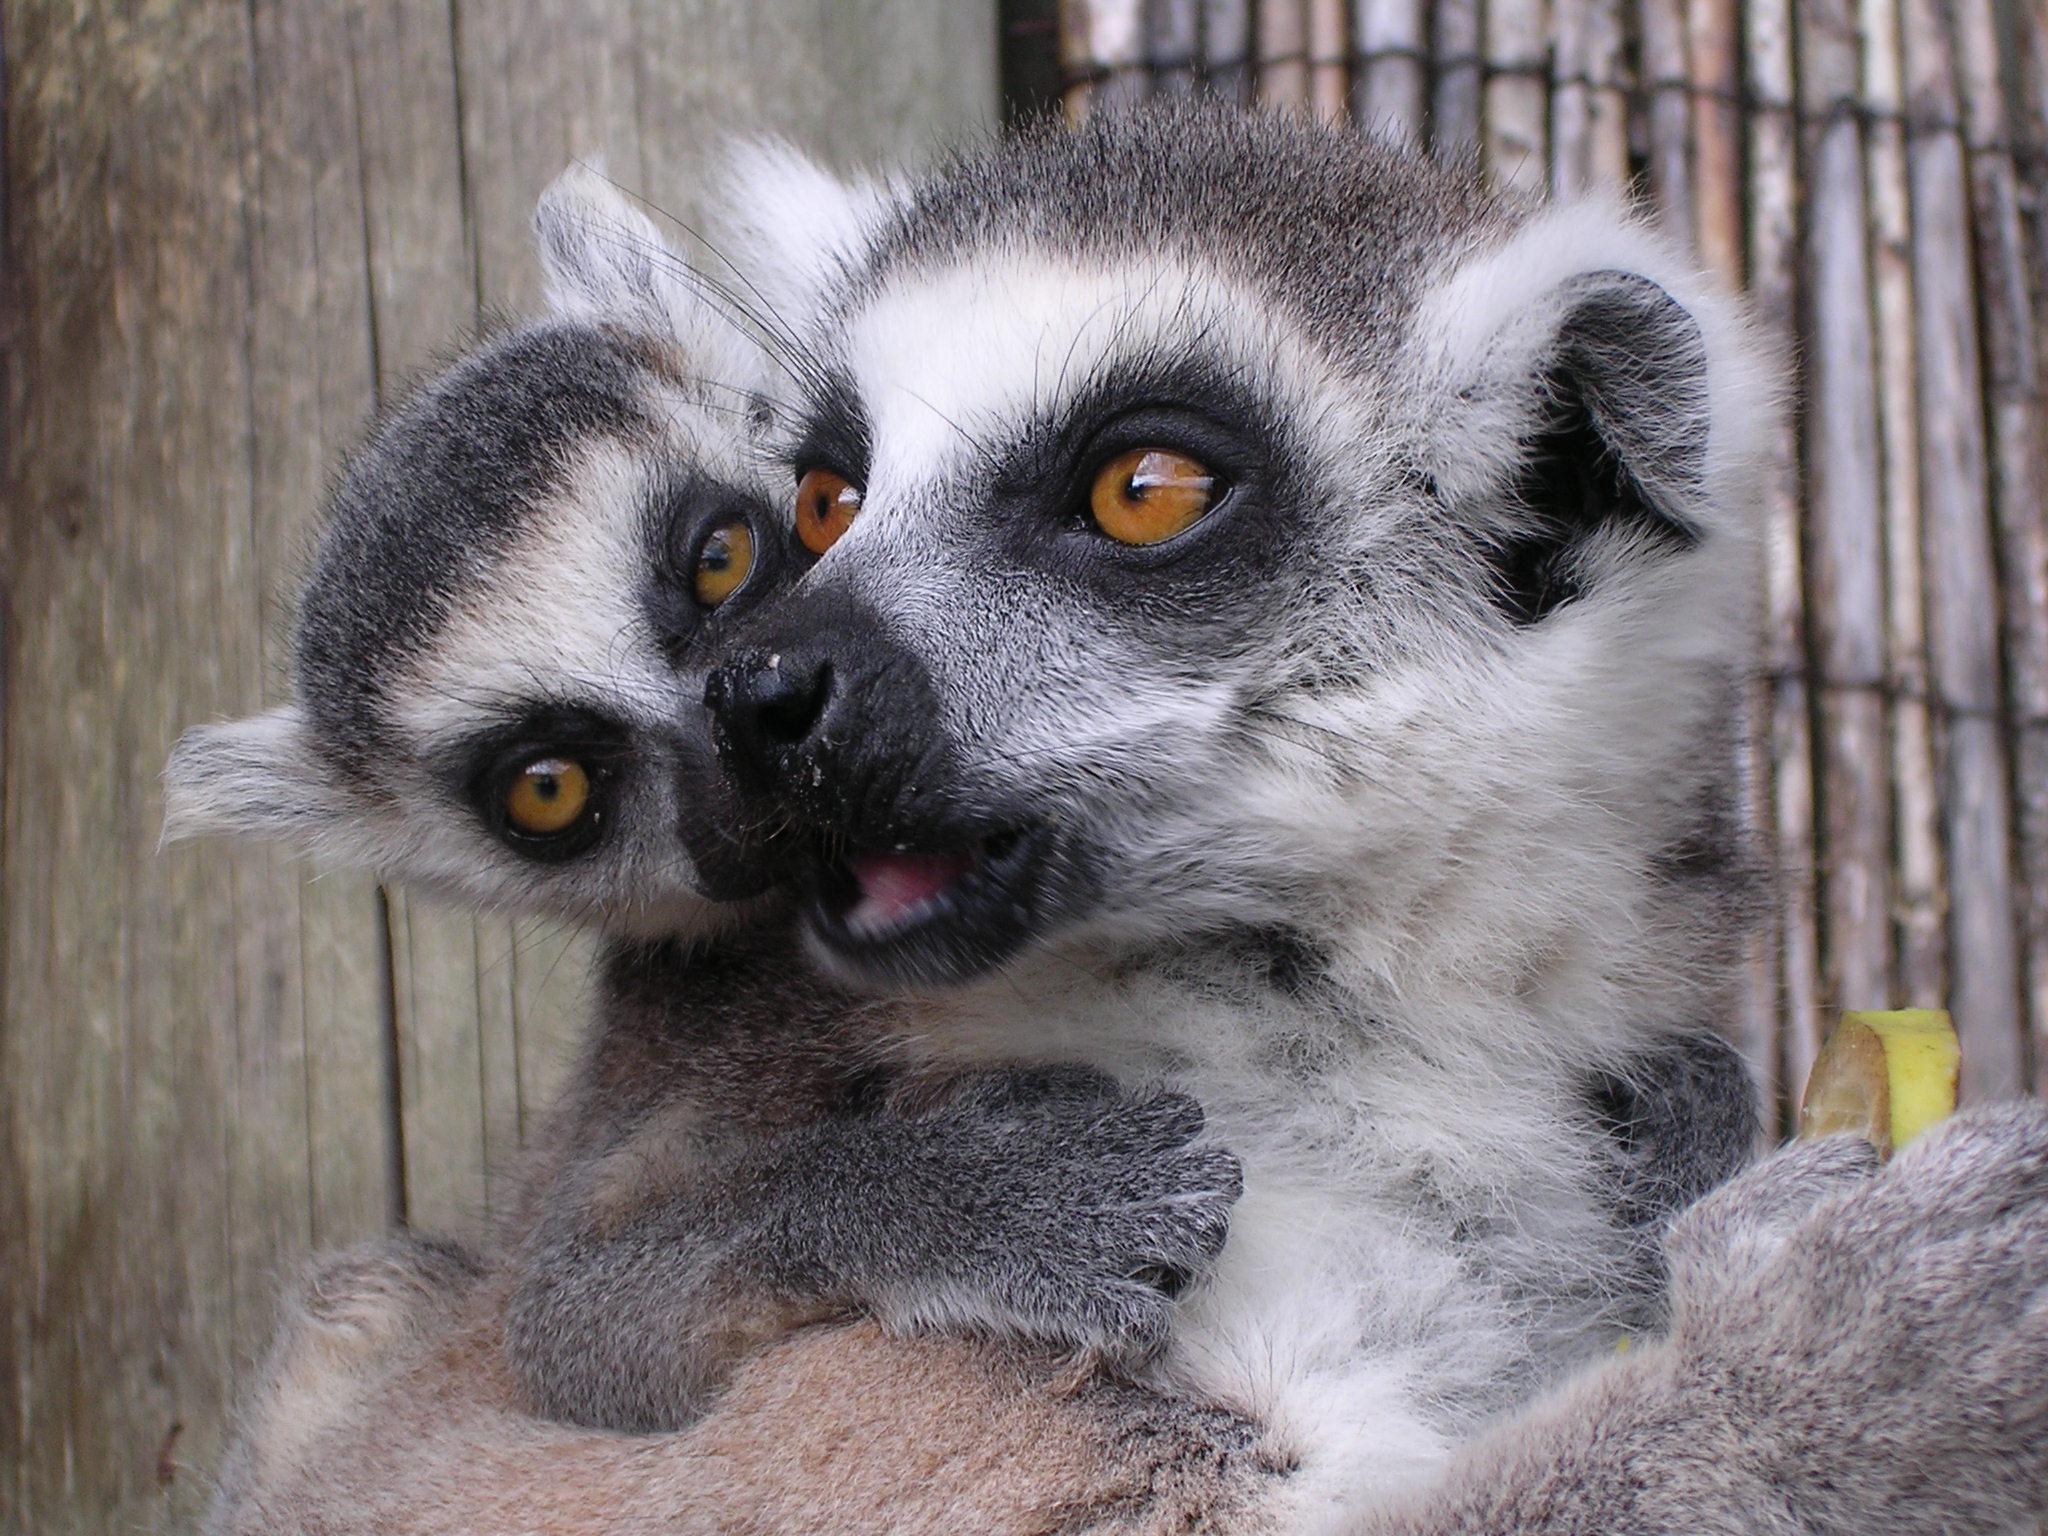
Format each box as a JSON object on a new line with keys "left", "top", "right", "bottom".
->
{"left": 795, "top": 468, "right": 861, "bottom": 555}
{"left": 503, "top": 757, "right": 591, "bottom": 837}
{"left": 692, "top": 520, "right": 756, "bottom": 608}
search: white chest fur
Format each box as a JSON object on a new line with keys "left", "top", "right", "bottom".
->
{"left": 899, "top": 953, "right": 1644, "bottom": 1517}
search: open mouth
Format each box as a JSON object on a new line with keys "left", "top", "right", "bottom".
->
{"left": 807, "top": 824, "right": 1059, "bottom": 984}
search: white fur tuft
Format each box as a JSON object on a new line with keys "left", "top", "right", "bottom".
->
{"left": 161, "top": 707, "right": 348, "bottom": 848}
{"left": 710, "top": 138, "right": 903, "bottom": 335}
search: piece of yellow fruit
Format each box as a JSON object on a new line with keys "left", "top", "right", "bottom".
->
{"left": 1798, "top": 1009, "right": 1960, "bottom": 1154}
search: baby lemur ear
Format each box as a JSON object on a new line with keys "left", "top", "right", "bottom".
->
{"left": 1415, "top": 201, "right": 1769, "bottom": 622}
{"left": 533, "top": 161, "right": 703, "bottom": 337}
{"left": 161, "top": 706, "right": 353, "bottom": 849}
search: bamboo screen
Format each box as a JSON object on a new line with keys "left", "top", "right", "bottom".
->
{"left": 1049, "top": 0, "right": 2048, "bottom": 1126}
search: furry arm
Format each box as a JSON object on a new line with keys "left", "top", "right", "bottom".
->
{"left": 502, "top": 1064, "right": 1242, "bottom": 1430}
{"left": 1365, "top": 1111, "right": 2048, "bottom": 1536}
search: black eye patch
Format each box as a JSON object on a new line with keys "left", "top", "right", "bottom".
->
{"left": 451, "top": 705, "right": 632, "bottom": 862}
{"left": 640, "top": 471, "right": 790, "bottom": 661}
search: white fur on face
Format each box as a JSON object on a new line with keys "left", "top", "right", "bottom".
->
{"left": 395, "top": 440, "right": 671, "bottom": 748}
{"left": 796, "top": 214, "right": 1761, "bottom": 974}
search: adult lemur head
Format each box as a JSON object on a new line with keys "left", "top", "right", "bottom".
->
{"left": 707, "top": 103, "right": 1769, "bottom": 1055}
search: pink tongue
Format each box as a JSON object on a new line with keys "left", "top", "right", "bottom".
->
{"left": 846, "top": 850, "right": 974, "bottom": 930}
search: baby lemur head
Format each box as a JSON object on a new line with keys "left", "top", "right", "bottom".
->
{"left": 164, "top": 168, "right": 813, "bottom": 934}
{"left": 705, "top": 103, "right": 1772, "bottom": 999}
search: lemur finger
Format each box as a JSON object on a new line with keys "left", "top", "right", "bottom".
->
{"left": 1151, "top": 1196, "right": 1234, "bottom": 1268}
{"left": 1101, "top": 1089, "right": 1206, "bottom": 1151}
{"left": 1013, "top": 1266, "right": 1175, "bottom": 1362}
{"left": 1165, "top": 1145, "right": 1245, "bottom": 1210}
{"left": 948, "top": 1063, "right": 1121, "bottom": 1114}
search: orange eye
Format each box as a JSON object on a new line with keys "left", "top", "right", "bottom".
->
{"left": 1088, "top": 448, "right": 1218, "bottom": 546}
{"left": 503, "top": 757, "right": 591, "bottom": 837}
{"left": 692, "top": 520, "right": 756, "bottom": 608}
{"left": 796, "top": 468, "right": 862, "bottom": 556}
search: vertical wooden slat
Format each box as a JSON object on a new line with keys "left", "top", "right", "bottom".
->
{"left": 4, "top": 8, "right": 260, "bottom": 1528}
{"left": 1309, "top": 0, "right": 1350, "bottom": 121}
{"left": 1062, "top": 0, "right": 1148, "bottom": 113}
{"left": 1200, "top": 0, "right": 1256, "bottom": 104}
{"left": 1431, "top": 0, "right": 1485, "bottom": 163}
{"left": 1352, "top": 0, "right": 1429, "bottom": 145}
{"left": 1902, "top": 0, "right": 2028, "bottom": 1101}
{"left": 1484, "top": 0, "right": 1550, "bottom": 194}
{"left": 1749, "top": 0, "right": 1823, "bottom": 1114}
{"left": 1146, "top": 0, "right": 1202, "bottom": 94}
{"left": 1550, "top": 0, "right": 1631, "bottom": 195}
{"left": 1257, "top": 0, "right": 1313, "bottom": 110}
{"left": 1955, "top": 0, "right": 2048, "bottom": 1088}
{"left": 1798, "top": 0, "right": 1896, "bottom": 1018}
{"left": 2016, "top": 0, "right": 2048, "bottom": 1093}
{"left": 1861, "top": 0, "right": 1950, "bottom": 1011}
{"left": 456, "top": 0, "right": 646, "bottom": 319}
{"left": 1639, "top": 0, "right": 1695, "bottom": 240}
{"left": 1686, "top": 0, "right": 1743, "bottom": 283}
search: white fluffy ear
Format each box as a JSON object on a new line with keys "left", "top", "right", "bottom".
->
{"left": 1414, "top": 200, "right": 1772, "bottom": 543}
{"left": 161, "top": 706, "right": 354, "bottom": 850}
{"left": 710, "top": 138, "right": 900, "bottom": 332}
{"left": 533, "top": 160, "right": 700, "bottom": 334}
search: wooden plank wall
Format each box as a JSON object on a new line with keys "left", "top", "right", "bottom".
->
{"left": 1060, "top": 0, "right": 2048, "bottom": 1124}
{"left": 0, "top": 4, "right": 995, "bottom": 1530}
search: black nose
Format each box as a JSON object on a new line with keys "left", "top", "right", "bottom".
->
{"left": 704, "top": 650, "right": 833, "bottom": 785}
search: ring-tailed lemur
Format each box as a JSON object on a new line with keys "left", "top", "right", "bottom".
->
{"left": 163, "top": 111, "right": 2048, "bottom": 1536}
{"left": 690, "top": 102, "right": 2048, "bottom": 1527}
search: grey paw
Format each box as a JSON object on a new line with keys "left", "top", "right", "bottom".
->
{"left": 917, "top": 1070, "right": 1243, "bottom": 1363}
{"left": 1672, "top": 1103, "right": 2048, "bottom": 1536}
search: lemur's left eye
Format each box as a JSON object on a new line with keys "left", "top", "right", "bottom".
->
{"left": 795, "top": 468, "right": 861, "bottom": 555}
{"left": 504, "top": 757, "right": 591, "bottom": 837}
{"left": 1089, "top": 448, "right": 1217, "bottom": 545}
{"left": 692, "top": 520, "right": 756, "bottom": 608}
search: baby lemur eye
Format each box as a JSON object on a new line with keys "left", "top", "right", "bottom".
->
{"left": 692, "top": 520, "right": 756, "bottom": 608}
{"left": 1089, "top": 447, "right": 1218, "bottom": 546}
{"left": 795, "top": 468, "right": 861, "bottom": 555}
{"left": 503, "top": 756, "right": 591, "bottom": 838}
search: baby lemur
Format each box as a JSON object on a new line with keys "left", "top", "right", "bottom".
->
{"left": 170, "top": 108, "right": 2048, "bottom": 1536}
